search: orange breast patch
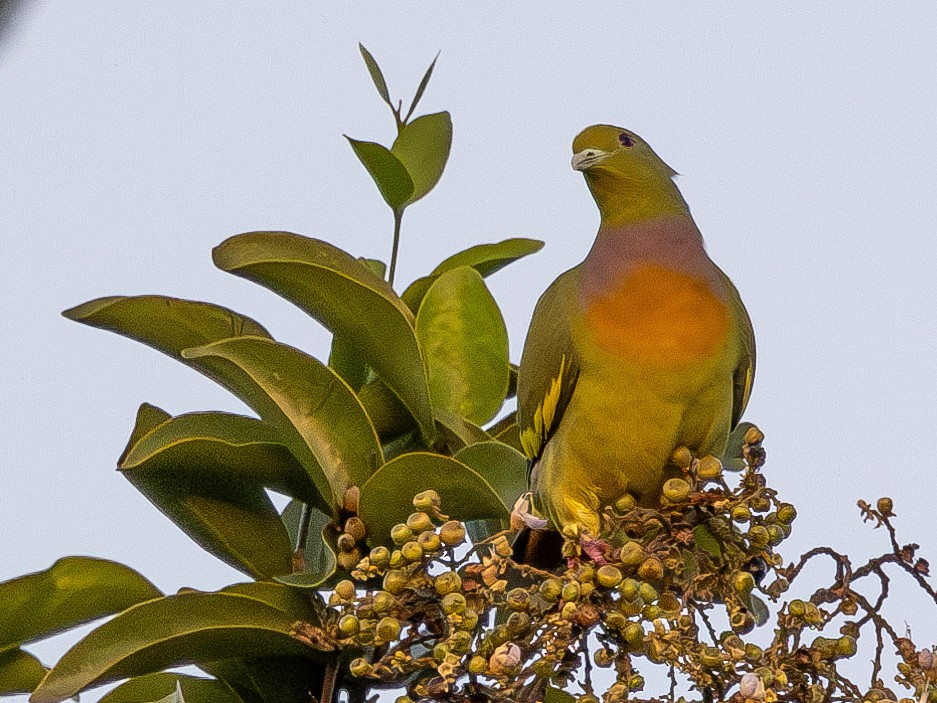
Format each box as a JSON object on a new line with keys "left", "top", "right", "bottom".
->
{"left": 583, "top": 265, "right": 729, "bottom": 364}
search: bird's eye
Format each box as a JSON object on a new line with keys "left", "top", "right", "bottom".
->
{"left": 619, "top": 132, "right": 635, "bottom": 147}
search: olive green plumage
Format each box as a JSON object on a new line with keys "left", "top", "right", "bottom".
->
{"left": 517, "top": 125, "right": 755, "bottom": 541}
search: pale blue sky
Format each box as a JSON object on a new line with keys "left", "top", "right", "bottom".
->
{"left": 2, "top": 3, "right": 937, "bottom": 700}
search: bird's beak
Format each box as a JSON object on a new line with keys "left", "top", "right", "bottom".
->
{"left": 571, "top": 148, "right": 610, "bottom": 171}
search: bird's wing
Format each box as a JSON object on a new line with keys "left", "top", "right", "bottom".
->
{"left": 517, "top": 266, "right": 582, "bottom": 461}
{"left": 720, "top": 270, "right": 756, "bottom": 428}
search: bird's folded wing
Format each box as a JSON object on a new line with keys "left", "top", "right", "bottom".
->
{"left": 721, "top": 269, "right": 756, "bottom": 428}
{"left": 517, "top": 266, "right": 582, "bottom": 461}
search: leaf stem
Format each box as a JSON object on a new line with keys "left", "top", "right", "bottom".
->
{"left": 388, "top": 208, "right": 404, "bottom": 287}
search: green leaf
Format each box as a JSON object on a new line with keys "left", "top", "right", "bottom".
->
{"left": 723, "top": 421, "right": 756, "bottom": 472}
{"left": 220, "top": 581, "right": 321, "bottom": 621}
{"left": 359, "top": 452, "right": 509, "bottom": 547}
{"left": 487, "top": 411, "right": 524, "bottom": 453}
{"left": 402, "top": 237, "right": 543, "bottom": 315}
{"left": 358, "top": 43, "right": 392, "bottom": 108}
{"left": 275, "top": 501, "right": 337, "bottom": 588}
{"left": 431, "top": 238, "right": 545, "bottom": 277}
{"left": 404, "top": 51, "right": 439, "bottom": 123}
{"left": 390, "top": 111, "right": 452, "bottom": 206}
{"left": 416, "top": 267, "right": 509, "bottom": 424}
{"left": 62, "top": 296, "right": 271, "bottom": 360}
{"left": 213, "top": 232, "right": 435, "bottom": 443}
{"left": 345, "top": 137, "right": 414, "bottom": 210}
{"left": 200, "top": 656, "right": 326, "bottom": 703}
{"left": 30, "top": 592, "right": 326, "bottom": 703}
{"left": 358, "top": 379, "right": 416, "bottom": 440}
{"left": 544, "top": 686, "right": 578, "bottom": 703}
{"left": 182, "top": 337, "right": 382, "bottom": 512}
{"left": 0, "top": 557, "right": 161, "bottom": 652}
{"left": 453, "top": 441, "right": 528, "bottom": 513}
{"left": 99, "top": 674, "right": 243, "bottom": 703}
{"left": 119, "top": 407, "right": 311, "bottom": 578}
{"left": 747, "top": 593, "right": 771, "bottom": 627}
{"left": 0, "top": 648, "right": 47, "bottom": 695}
{"left": 434, "top": 408, "right": 490, "bottom": 452}
{"left": 693, "top": 524, "right": 723, "bottom": 558}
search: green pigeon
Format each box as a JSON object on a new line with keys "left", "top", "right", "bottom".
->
{"left": 516, "top": 124, "right": 755, "bottom": 551}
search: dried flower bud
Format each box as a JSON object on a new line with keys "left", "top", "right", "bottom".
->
{"left": 561, "top": 581, "right": 581, "bottom": 602}
{"left": 623, "top": 621, "right": 645, "bottom": 648}
{"left": 372, "top": 590, "right": 394, "bottom": 613}
{"left": 369, "top": 546, "right": 389, "bottom": 569}
{"left": 439, "top": 520, "right": 465, "bottom": 545}
{"left": 671, "top": 446, "right": 694, "bottom": 469}
{"left": 343, "top": 486, "right": 360, "bottom": 514}
{"left": 413, "top": 489, "right": 441, "bottom": 512}
{"left": 506, "top": 587, "right": 531, "bottom": 610}
{"left": 383, "top": 569, "right": 408, "bottom": 595}
{"left": 732, "top": 505, "right": 752, "bottom": 522}
{"left": 391, "top": 524, "right": 413, "bottom": 546}
{"left": 619, "top": 541, "right": 647, "bottom": 565}
{"left": 876, "top": 497, "right": 894, "bottom": 516}
{"left": 663, "top": 478, "right": 691, "bottom": 502}
{"left": 597, "top": 565, "right": 623, "bottom": 588}
{"left": 349, "top": 657, "right": 371, "bottom": 677}
{"left": 406, "top": 511, "right": 433, "bottom": 533}
{"left": 334, "top": 579, "right": 355, "bottom": 601}
{"left": 733, "top": 571, "right": 756, "bottom": 596}
{"left": 338, "top": 614, "right": 360, "bottom": 637}
{"left": 468, "top": 655, "right": 487, "bottom": 674}
{"left": 615, "top": 494, "right": 638, "bottom": 512}
{"left": 618, "top": 578, "right": 639, "bottom": 601}
{"left": 375, "top": 616, "right": 401, "bottom": 643}
{"left": 400, "top": 540, "right": 424, "bottom": 563}
{"left": 744, "top": 426, "right": 764, "bottom": 444}
{"left": 337, "top": 533, "right": 357, "bottom": 553}
{"left": 489, "top": 643, "right": 522, "bottom": 676}
{"left": 638, "top": 557, "right": 664, "bottom": 583}
{"left": 539, "top": 578, "right": 562, "bottom": 602}
{"left": 337, "top": 549, "right": 360, "bottom": 571}
{"left": 344, "top": 516, "right": 367, "bottom": 542}
{"left": 441, "top": 592, "right": 466, "bottom": 615}
{"left": 740, "top": 672, "right": 766, "bottom": 699}
{"left": 698, "top": 455, "right": 724, "bottom": 480}
{"left": 417, "top": 531, "right": 440, "bottom": 553}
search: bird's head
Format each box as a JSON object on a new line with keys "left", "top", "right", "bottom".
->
{"left": 571, "top": 125, "right": 688, "bottom": 226}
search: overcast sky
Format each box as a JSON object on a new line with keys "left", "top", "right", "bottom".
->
{"left": 2, "top": 3, "right": 937, "bottom": 700}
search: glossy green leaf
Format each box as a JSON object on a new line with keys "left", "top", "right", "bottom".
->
{"left": 62, "top": 296, "right": 271, "bottom": 360}
{"left": 220, "top": 581, "right": 322, "bottom": 621}
{"left": 213, "top": 232, "right": 435, "bottom": 442}
{"left": 99, "top": 673, "right": 243, "bottom": 703}
{"left": 416, "top": 267, "right": 509, "bottom": 424}
{"left": 358, "top": 379, "right": 416, "bottom": 440}
{"left": 693, "top": 524, "right": 723, "bottom": 558}
{"left": 404, "top": 52, "right": 439, "bottom": 123}
{"left": 327, "top": 259, "right": 389, "bottom": 390}
{"left": 0, "top": 648, "right": 46, "bottom": 695}
{"left": 200, "top": 656, "right": 326, "bottom": 703}
{"left": 431, "top": 238, "right": 544, "bottom": 277}
{"left": 402, "top": 238, "right": 545, "bottom": 314}
{"left": 0, "top": 557, "right": 161, "bottom": 652}
{"left": 434, "top": 408, "right": 490, "bottom": 453}
{"left": 391, "top": 111, "right": 452, "bottom": 206}
{"left": 275, "top": 502, "right": 337, "bottom": 588}
{"left": 345, "top": 137, "right": 414, "bottom": 209}
{"left": 119, "top": 407, "right": 313, "bottom": 578}
{"left": 359, "top": 452, "right": 509, "bottom": 547}
{"left": 454, "top": 441, "right": 528, "bottom": 513}
{"left": 747, "top": 593, "right": 771, "bottom": 627}
{"left": 182, "top": 336, "right": 382, "bottom": 512}
{"left": 358, "top": 43, "right": 392, "bottom": 108}
{"left": 723, "top": 420, "right": 756, "bottom": 472}
{"left": 544, "top": 686, "right": 577, "bottom": 703}
{"left": 30, "top": 592, "right": 325, "bottom": 703}
{"left": 491, "top": 421, "right": 523, "bottom": 453}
